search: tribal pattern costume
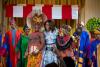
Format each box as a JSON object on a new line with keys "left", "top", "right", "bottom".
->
{"left": 27, "top": 13, "right": 45, "bottom": 67}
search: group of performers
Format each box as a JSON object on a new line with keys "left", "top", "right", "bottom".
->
{"left": 0, "top": 13, "right": 100, "bottom": 67}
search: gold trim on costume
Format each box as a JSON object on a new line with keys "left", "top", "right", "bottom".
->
{"left": 78, "top": 63, "right": 82, "bottom": 67}
{"left": 75, "top": 48, "right": 78, "bottom": 51}
{"left": 79, "top": 57, "right": 83, "bottom": 63}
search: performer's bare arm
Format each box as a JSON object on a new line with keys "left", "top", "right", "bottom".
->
{"left": 39, "top": 33, "right": 45, "bottom": 51}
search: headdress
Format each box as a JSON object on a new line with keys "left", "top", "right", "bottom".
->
{"left": 65, "top": 25, "right": 71, "bottom": 34}
{"left": 27, "top": 10, "right": 47, "bottom": 28}
{"left": 94, "top": 29, "right": 100, "bottom": 34}
{"left": 32, "top": 13, "right": 43, "bottom": 25}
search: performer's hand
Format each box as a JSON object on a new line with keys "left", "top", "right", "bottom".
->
{"left": 32, "top": 46, "right": 39, "bottom": 55}
{"left": 52, "top": 44, "right": 56, "bottom": 48}
{"left": 24, "top": 51, "right": 28, "bottom": 58}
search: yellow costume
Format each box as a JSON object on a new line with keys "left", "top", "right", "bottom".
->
{"left": 27, "top": 52, "right": 42, "bottom": 67}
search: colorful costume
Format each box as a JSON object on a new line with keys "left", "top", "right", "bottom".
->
{"left": 16, "top": 34, "right": 29, "bottom": 67}
{"left": 90, "top": 39, "right": 100, "bottom": 67}
{"left": 0, "top": 34, "right": 2, "bottom": 66}
{"left": 78, "top": 31, "right": 90, "bottom": 67}
{"left": 27, "top": 32, "right": 44, "bottom": 67}
{"left": 56, "top": 34, "right": 74, "bottom": 57}
{"left": 0, "top": 34, "right": 7, "bottom": 67}
{"left": 42, "top": 29, "right": 58, "bottom": 67}
{"left": 0, "top": 34, "right": 2, "bottom": 46}
{"left": 26, "top": 12, "right": 45, "bottom": 67}
{"left": 4, "top": 29, "right": 21, "bottom": 67}
{"left": 56, "top": 27, "right": 75, "bottom": 67}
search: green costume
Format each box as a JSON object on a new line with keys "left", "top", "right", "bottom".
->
{"left": 16, "top": 34, "right": 29, "bottom": 67}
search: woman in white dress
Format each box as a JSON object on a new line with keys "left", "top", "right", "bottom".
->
{"left": 42, "top": 20, "right": 58, "bottom": 67}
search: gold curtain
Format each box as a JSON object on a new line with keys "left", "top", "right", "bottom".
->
{"left": 42, "top": 0, "right": 52, "bottom": 5}
{"left": 27, "top": 0, "right": 35, "bottom": 4}
{"left": 61, "top": 0, "right": 67, "bottom": 5}
{"left": 6, "top": 0, "right": 82, "bottom": 5}
{"left": 35, "top": 0, "right": 41, "bottom": 4}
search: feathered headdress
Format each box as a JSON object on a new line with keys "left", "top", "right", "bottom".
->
{"left": 32, "top": 13, "right": 43, "bottom": 25}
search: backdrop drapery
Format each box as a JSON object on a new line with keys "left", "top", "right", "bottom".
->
{"left": 5, "top": 5, "right": 78, "bottom": 20}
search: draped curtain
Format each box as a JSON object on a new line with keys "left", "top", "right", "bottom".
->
{"left": 3, "top": 0, "right": 85, "bottom": 33}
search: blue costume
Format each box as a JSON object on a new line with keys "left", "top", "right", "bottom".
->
{"left": 0, "top": 34, "right": 2, "bottom": 61}
{"left": 0, "top": 34, "right": 2, "bottom": 46}
{"left": 78, "top": 31, "right": 90, "bottom": 67}
{"left": 89, "top": 39, "right": 100, "bottom": 67}
{"left": 0, "top": 34, "right": 7, "bottom": 56}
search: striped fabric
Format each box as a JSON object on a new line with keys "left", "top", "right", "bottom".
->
{"left": 5, "top": 4, "right": 78, "bottom": 19}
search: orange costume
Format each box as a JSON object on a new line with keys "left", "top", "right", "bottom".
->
{"left": 27, "top": 32, "right": 44, "bottom": 67}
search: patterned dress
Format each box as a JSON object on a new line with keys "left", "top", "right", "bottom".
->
{"left": 42, "top": 29, "right": 58, "bottom": 67}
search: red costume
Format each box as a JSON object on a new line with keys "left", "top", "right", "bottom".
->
{"left": 4, "top": 30, "right": 21, "bottom": 67}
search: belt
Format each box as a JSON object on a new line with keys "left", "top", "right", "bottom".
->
{"left": 46, "top": 47, "right": 53, "bottom": 51}
{"left": 45, "top": 44, "right": 55, "bottom": 51}
{"left": 46, "top": 43, "right": 56, "bottom": 45}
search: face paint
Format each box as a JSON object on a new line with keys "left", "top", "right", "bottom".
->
{"left": 25, "top": 28, "right": 30, "bottom": 35}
